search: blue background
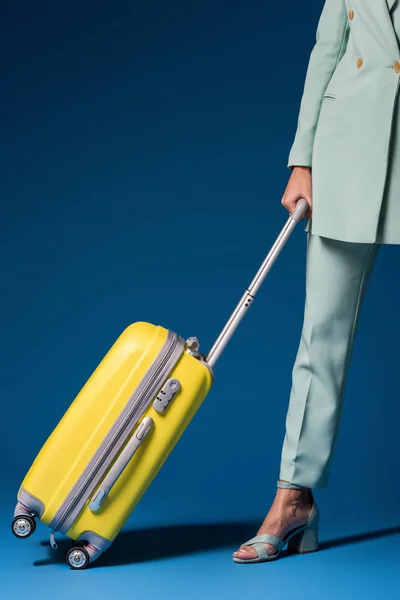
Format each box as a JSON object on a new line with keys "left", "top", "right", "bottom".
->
{"left": 2, "top": 0, "right": 400, "bottom": 597}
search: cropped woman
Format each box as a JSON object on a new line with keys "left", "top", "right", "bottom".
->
{"left": 234, "top": 0, "right": 400, "bottom": 563}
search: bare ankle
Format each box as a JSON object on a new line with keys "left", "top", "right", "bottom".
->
{"left": 276, "top": 487, "right": 312, "bottom": 511}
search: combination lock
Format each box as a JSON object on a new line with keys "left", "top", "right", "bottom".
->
{"left": 153, "top": 378, "right": 181, "bottom": 413}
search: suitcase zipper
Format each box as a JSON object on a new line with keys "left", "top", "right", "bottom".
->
{"left": 49, "top": 329, "right": 185, "bottom": 536}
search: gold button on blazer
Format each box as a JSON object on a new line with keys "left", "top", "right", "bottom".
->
{"left": 287, "top": 0, "right": 400, "bottom": 244}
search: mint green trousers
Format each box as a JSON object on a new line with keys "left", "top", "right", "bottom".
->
{"left": 279, "top": 232, "right": 380, "bottom": 489}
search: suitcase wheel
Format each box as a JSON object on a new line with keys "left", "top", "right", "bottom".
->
{"left": 11, "top": 515, "right": 36, "bottom": 539}
{"left": 67, "top": 546, "right": 90, "bottom": 570}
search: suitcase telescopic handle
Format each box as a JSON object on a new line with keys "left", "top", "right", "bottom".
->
{"left": 206, "top": 198, "right": 309, "bottom": 369}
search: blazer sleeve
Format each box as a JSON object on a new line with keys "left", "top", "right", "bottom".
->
{"left": 287, "top": 0, "right": 349, "bottom": 170}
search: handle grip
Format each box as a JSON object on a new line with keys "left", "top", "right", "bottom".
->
{"left": 290, "top": 198, "right": 309, "bottom": 222}
{"left": 89, "top": 417, "right": 154, "bottom": 512}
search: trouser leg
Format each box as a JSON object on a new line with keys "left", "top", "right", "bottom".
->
{"left": 279, "top": 233, "right": 380, "bottom": 489}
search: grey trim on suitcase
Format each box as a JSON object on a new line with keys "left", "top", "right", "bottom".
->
{"left": 17, "top": 487, "right": 45, "bottom": 518}
{"left": 75, "top": 531, "right": 112, "bottom": 553}
{"left": 49, "top": 329, "right": 185, "bottom": 536}
{"left": 69, "top": 531, "right": 112, "bottom": 565}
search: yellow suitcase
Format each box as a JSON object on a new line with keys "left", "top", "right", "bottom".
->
{"left": 11, "top": 200, "right": 307, "bottom": 569}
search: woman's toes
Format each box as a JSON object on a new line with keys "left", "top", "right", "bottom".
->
{"left": 233, "top": 545, "right": 258, "bottom": 559}
{"left": 233, "top": 543, "right": 278, "bottom": 560}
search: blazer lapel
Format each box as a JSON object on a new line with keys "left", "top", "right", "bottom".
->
{"left": 378, "top": 0, "right": 400, "bottom": 60}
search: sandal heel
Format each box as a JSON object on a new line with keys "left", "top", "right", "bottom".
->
{"left": 287, "top": 526, "right": 319, "bottom": 554}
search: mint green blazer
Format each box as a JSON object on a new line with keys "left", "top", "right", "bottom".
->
{"left": 288, "top": 0, "right": 400, "bottom": 243}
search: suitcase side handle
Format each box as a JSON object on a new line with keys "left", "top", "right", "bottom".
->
{"left": 206, "top": 198, "right": 309, "bottom": 368}
{"left": 88, "top": 417, "right": 154, "bottom": 512}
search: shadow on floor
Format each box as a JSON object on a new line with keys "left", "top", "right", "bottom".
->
{"left": 34, "top": 521, "right": 258, "bottom": 567}
{"left": 33, "top": 522, "right": 400, "bottom": 568}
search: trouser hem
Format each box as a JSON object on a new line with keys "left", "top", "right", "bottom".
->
{"left": 278, "top": 465, "right": 328, "bottom": 490}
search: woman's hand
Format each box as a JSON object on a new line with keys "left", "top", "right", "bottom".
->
{"left": 281, "top": 166, "right": 312, "bottom": 219}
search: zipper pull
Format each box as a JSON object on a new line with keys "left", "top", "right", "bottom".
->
{"left": 50, "top": 531, "right": 58, "bottom": 550}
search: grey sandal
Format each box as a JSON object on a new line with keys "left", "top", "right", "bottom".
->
{"left": 233, "top": 480, "right": 319, "bottom": 564}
